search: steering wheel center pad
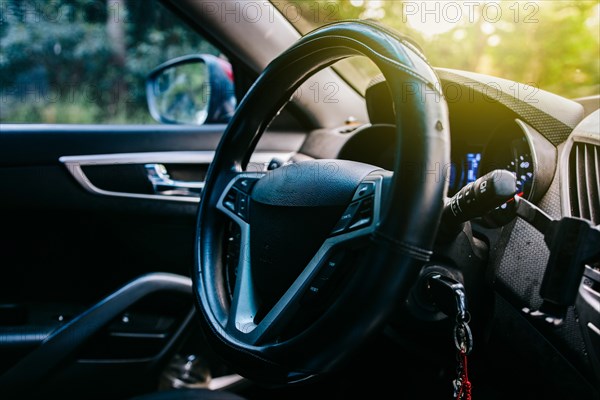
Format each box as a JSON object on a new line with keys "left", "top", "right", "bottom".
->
{"left": 250, "top": 160, "right": 382, "bottom": 320}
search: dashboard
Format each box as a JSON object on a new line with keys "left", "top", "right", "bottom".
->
{"left": 322, "top": 116, "right": 555, "bottom": 204}
{"left": 296, "top": 68, "right": 599, "bottom": 397}
{"left": 323, "top": 75, "right": 560, "bottom": 207}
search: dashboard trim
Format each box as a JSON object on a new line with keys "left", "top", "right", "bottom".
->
{"left": 515, "top": 120, "right": 557, "bottom": 203}
{"left": 559, "top": 110, "right": 600, "bottom": 219}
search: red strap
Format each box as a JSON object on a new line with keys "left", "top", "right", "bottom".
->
{"left": 456, "top": 350, "right": 472, "bottom": 400}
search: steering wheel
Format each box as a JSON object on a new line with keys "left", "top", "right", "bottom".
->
{"left": 193, "top": 21, "right": 450, "bottom": 384}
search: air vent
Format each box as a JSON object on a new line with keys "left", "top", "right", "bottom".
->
{"left": 569, "top": 142, "right": 600, "bottom": 225}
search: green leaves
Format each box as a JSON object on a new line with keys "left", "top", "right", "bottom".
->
{"left": 0, "top": 0, "right": 221, "bottom": 123}
{"left": 277, "top": 0, "right": 600, "bottom": 99}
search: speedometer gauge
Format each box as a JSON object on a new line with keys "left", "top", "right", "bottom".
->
{"left": 480, "top": 119, "right": 556, "bottom": 204}
{"left": 505, "top": 137, "right": 534, "bottom": 198}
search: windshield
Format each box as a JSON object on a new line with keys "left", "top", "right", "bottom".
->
{"left": 273, "top": 1, "right": 599, "bottom": 99}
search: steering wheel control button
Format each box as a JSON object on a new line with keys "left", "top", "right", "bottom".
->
{"left": 224, "top": 190, "right": 237, "bottom": 212}
{"left": 233, "top": 177, "right": 259, "bottom": 193}
{"left": 349, "top": 197, "right": 374, "bottom": 230}
{"left": 237, "top": 194, "right": 249, "bottom": 220}
{"left": 331, "top": 202, "right": 361, "bottom": 235}
{"left": 222, "top": 185, "right": 252, "bottom": 221}
{"left": 310, "top": 279, "right": 326, "bottom": 293}
{"left": 330, "top": 190, "right": 377, "bottom": 236}
{"left": 303, "top": 252, "right": 345, "bottom": 305}
{"left": 352, "top": 182, "right": 376, "bottom": 201}
{"left": 303, "top": 280, "right": 326, "bottom": 305}
{"left": 304, "top": 276, "right": 331, "bottom": 303}
{"left": 318, "top": 252, "right": 344, "bottom": 280}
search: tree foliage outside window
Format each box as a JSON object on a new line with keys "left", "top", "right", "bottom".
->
{"left": 0, "top": 0, "right": 221, "bottom": 124}
{"left": 276, "top": 0, "right": 599, "bottom": 99}
{"left": 1, "top": 1, "right": 597, "bottom": 124}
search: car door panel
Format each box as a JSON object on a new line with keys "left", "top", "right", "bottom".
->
{"left": 0, "top": 123, "right": 306, "bottom": 379}
{"left": 0, "top": 123, "right": 305, "bottom": 295}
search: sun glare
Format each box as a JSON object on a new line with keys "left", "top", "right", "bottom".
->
{"left": 404, "top": 1, "right": 463, "bottom": 37}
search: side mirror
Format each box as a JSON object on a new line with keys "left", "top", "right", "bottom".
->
{"left": 146, "top": 54, "right": 236, "bottom": 125}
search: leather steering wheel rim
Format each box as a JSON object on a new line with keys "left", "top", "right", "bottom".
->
{"left": 194, "top": 21, "right": 450, "bottom": 384}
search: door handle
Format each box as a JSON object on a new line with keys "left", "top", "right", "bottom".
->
{"left": 145, "top": 164, "right": 204, "bottom": 197}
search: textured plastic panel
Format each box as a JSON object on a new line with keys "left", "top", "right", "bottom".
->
{"left": 489, "top": 295, "right": 597, "bottom": 399}
{"left": 493, "top": 143, "right": 593, "bottom": 380}
{"left": 437, "top": 69, "right": 584, "bottom": 146}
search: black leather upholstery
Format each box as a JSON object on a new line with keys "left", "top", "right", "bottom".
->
{"left": 194, "top": 20, "right": 450, "bottom": 383}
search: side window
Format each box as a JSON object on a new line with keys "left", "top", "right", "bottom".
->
{"left": 0, "top": 0, "right": 232, "bottom": 124}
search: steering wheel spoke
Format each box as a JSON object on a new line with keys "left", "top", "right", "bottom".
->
{"left": 214, "top": 173, "right": 264, "bottom": 334}
{"left": 216, "top": 174, "right": 386, "bottom": 344}
{"left": 217, "top": 173, "right": 264, "bottom": 223}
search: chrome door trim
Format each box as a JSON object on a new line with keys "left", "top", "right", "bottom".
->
{"left": 60, "top": 151, "right": 294, "bottom": 202}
